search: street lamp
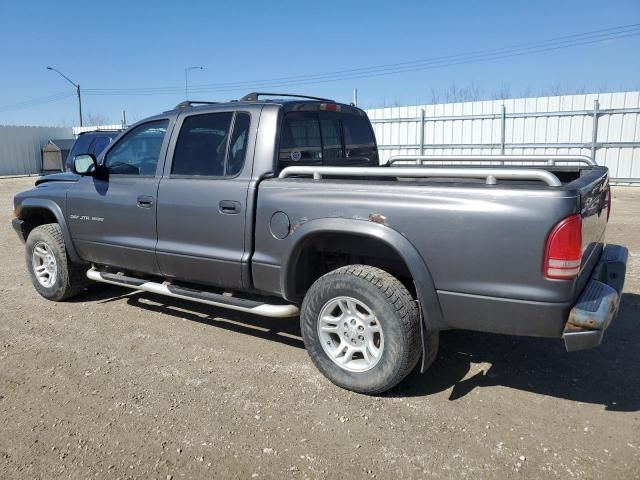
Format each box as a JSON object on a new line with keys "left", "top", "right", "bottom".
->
{"left": 46, "top": 66, "right": 83, "bottom": 127}
{"left": 184, "top": 66, "right": 204, "bottom": 100}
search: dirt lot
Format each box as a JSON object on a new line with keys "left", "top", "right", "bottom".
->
{"left": 0, "top": 176, "right": 639, "bottom": 480}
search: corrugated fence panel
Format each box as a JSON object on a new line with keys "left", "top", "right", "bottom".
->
{"left": 366, "top": 91, "right": 640, "bottom": 183}
{"left": 0, "top": 125, "right": 73, "bottom": 175}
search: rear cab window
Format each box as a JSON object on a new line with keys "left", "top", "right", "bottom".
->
{"left": 342, "top": 115, "right": 378, "bottom": 166}
{"left": 171, "top": 111, "right": 251, "bottom": 178}
{"left": 278, "top": 107, "right": 378, "bottom": 172}
{"left": 279, "top": 112, "right": 322, "bottom": 169}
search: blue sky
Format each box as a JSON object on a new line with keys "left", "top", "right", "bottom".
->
{"left": 0, "top": 0, "right": 639, "bottom": 126}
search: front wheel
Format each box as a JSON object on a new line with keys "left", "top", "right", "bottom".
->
{"left": 25, "top": 223, "right": 88, "bottom": 301}
{"left": 300, "top": 265, "right": 430, "bottom": 394}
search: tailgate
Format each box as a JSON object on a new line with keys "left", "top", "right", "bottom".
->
{"left": 575, "top": 166, "right": 610, "bottom": 295}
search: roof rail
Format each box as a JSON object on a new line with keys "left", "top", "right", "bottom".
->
{"left": 174, "top": 100, "right": 219, "bottom": 109}
{"left": 239, "top": 92, "right": 334, "bottom": 102}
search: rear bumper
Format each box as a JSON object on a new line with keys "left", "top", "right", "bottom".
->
{"left": 563, "top": 244, "right": 628, "bottom": 352}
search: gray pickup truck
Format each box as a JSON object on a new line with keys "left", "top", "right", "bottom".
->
{"left": 12, "top": 92, "right": 628, "bottom": 394}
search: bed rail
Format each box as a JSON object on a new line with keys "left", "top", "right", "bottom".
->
{"left": 387, "top": 154, "right": 596, "bottom": 167}
{"left": 278, "top": 166, "right": 563, "bottom": 187}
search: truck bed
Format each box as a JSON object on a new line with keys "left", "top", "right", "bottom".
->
{"left": 251, "top": 163, "right": 609, "bottom": 337}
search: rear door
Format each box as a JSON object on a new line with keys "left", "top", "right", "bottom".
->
{"left": 155, "top": 109, "right": 254, "bottom": 289}
{"left": 67, "top": 119, "right": 171, "bottom": 274}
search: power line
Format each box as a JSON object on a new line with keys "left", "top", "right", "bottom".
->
{"left": 256, "top": 30, "right": 640, "bottom": 89}
{"left": 2, "top": 22, "right": 639, "bottom": 110}
{"left": 83, "top": 23, "right": 640, "bottom": 96}
{"left": 0, "top": 91, "right": 75, "bottom": 113}
{"left": 85, "top": 23, "right": 640, "bottom": 94}
{"left": 178, "top": 29, "right": 640, "bottom": 95}
{"left": 87, "top": 23, "right": 640, "bottom": 94}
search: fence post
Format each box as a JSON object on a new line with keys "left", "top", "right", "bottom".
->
{"left": 419, "top": 108, "right": 425, "bottom": 156}
{"left": 500, "top": 104, "right": 506, "bottom": 156}
{"left": 591, "top": 99, "right": 600, "bottom": 161}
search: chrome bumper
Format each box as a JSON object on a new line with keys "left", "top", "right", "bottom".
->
{"left": 563, "top": 244, "right": 628, "bottom": 352}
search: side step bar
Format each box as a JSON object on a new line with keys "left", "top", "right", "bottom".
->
{"left": 86, "top": 268, "right": 300, "bottom": 318}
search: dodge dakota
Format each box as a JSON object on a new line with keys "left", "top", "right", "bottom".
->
{"left": 12, "top": 92, "right": 627, "bottom": 393}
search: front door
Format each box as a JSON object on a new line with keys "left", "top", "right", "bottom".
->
{"left": 67, "top": 118, "right": 171, "bottom": 274}
{"left": 155, "top": 110, "right": 253, "bottom": 289}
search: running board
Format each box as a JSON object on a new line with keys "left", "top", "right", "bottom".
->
{"left": 86, "top": 268, "right": 299, "bottom": 318}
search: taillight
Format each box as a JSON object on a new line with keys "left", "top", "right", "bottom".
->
{"left": 543, "top": 214, "right": 582, "bottom": 279}
{"left": 606, "top": 188, "right": 611, "bottom": 222}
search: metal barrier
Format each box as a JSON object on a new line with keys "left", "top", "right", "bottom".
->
{"left": 369, "top": 103, "right": 640, "bottom": 158}
{"left": 366, "top": 92, "right": 640, "bottom": 183}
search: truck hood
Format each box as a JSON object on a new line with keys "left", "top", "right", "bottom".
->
{"left": 35, "top": 171, "right": 80, "bottom": 186}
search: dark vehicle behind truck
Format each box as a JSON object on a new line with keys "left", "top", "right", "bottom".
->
{"left": 64, "top": 130, "right": 121, "bottom": 171}
{"left": 12, "top": 93, "right": 627, "bottom": 394}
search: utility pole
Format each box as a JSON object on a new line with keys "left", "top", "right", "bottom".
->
{"left": 184, "top": 66, "right": 204, "bottom": 100}
{"left": 353, "top": 88, "right": 358, "bottom": 106}
{"left": 46, "top": 66, "right": 83, "bottom": 126}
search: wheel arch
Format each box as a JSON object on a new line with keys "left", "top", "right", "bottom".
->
{"left": 19, "top": 198, "right": 83, "bottom": 263}
{"left": 280, "top": 218, "right": 445, "bottom": 370}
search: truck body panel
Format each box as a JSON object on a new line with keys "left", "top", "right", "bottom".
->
{"left": 251, "top": 168, "right": 609, "bottom": 336}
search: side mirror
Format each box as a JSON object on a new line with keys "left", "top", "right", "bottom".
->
{"left": 73, "top": 154, "right": 97, "bottom": 175}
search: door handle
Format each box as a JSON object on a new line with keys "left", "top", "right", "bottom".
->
{"left": 219, "top": 200, "right": 241, "bottom": 214}
{"left": 137, "top": 195, "right": 155, "bottom": 208}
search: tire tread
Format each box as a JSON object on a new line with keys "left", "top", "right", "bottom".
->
{"left": 27, "top": 223, "right": 87, "bottom": 301}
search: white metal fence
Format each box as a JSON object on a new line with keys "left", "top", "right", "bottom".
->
{"left": 365, "top": 91, "right": 640, "bottom": 184}
{"left": 2, "top": 92, "right": 639, "bottom": 180}
{"left": 0, "top": 125, "right": 73, "bottom": 176}
{"left": 0, "top": 124, "right": 124, "bottom": 176}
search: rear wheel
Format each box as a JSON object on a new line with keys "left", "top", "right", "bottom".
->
{"left": 25, "top": 223, "right": 87, "bottom": 301}
{"left": 301, "top": 265, "right": 430, "bottom": 394}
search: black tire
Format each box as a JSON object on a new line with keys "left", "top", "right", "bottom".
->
{"left": 301, "top": 265, "right": 435, "bottom": 394}
{"left": 25, "top": 223, "right": 88, "bottom": 301}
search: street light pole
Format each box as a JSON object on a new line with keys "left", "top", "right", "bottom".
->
{"left": 46, "top": 66, "right": 83, "bottom": 126}
{"left": 184, "top": 66, "right": 204, "bottom": 100}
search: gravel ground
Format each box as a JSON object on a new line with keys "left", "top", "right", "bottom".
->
{"left": 0, "top": 176, "right": 639, "bottom": 480}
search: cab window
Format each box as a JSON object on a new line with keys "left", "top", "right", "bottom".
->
{"left": 319, "top": 115, "right": 343, "bottom": 165}
{"left": 279, "top": 112, "right": 322, "bottom": 169}
{"left": 227, "top": 113, "right": 251, "bottom": 177}
{"left": 278, "top": 111, "right": 378, "bottom": 171}
{"left": 105, "top": 120, "right": 168, "bottom": 175}
{"left": 342, "top": 115, "right": 379, "bottom": 166}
